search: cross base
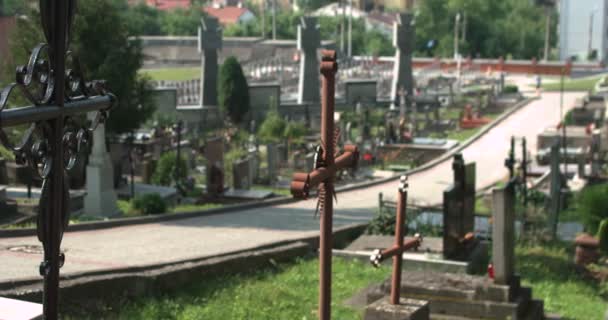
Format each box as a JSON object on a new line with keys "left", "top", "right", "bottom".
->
{"left": 365, "top": 297, "right": 429, "bottom": 320}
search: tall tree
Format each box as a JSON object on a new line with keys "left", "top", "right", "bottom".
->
{"left": 218, "top": 56, "right": 250, "bottom": 125}
{"left": 5, "top": 0, "right": 155, "bottom": 134}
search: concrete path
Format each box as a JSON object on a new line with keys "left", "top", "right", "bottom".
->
{"left": 0, "top": 91, "right": 583, "bottom": 283}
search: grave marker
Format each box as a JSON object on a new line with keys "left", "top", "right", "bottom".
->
{"left": 391, "top": 13, "right": 415, "bottom": 108}
{"left": 492, "top": 180, "right": 516, "bottom": 285}
{"left": 443, "top": 154, "right": 476, "bottom": 260}
{"left": 290, "top": 51, "right": 359, "bottom": 320}
{"left": 205, "top": 137, "right": 224, "bottom": 196}
{"left": 198, "top": 16, "right": 222, "bottom": 107}
{"left": 297, "top": 17, "right": 321, "bottom": 104}
{"left": 233, "top": 158, "right": 252, "bottom": 190}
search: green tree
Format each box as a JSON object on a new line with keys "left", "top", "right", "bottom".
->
{"left": 6, "top": 0, "right": 155, "bottom": 134}
{"left": 152, "top": 151, "right": 188, "bottom": 186}
{"left": 124, "top": 4, "right": 164, "bottom": 36}
{"left": 161, "top": 8, "right": 205, "bottom": 36}
{"left": 218, "top": 56, "right": 250, "bottom": 125}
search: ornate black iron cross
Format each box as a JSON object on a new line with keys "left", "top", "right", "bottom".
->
{"left": 0, "top": 1, "right": 114, "bottom": 319}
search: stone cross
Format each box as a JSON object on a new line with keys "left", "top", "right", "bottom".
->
{"left": 198, "top": 16, "right": 222, "bottom": 107}
{"left": 297, "top": 17, "right": 321, "bottom": 104}
{"left": 369, "top": 176, "right": 422, "bottom": 304}
{"left": 492, "top": 178, "right": 516, "bottom": 285}
{"left": 391, "top": 13, "right": 415, "bottom": 109}
{"left": 290, "top": 51, "right": 359, "bottom": 320}
{"left": 505, "top": 136, "right": 516, "bottom": 178}
{"left": 443, "top": 154, "right": 476, "bottom": 260}
{"left": 84, "top": 112, "right": 119, "bottom": 217}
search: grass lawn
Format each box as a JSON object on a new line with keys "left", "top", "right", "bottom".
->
{"left": 517, "top": 242, "right": 607, "bottom": 320}
{"left": 65, "top": 257, "right": 390, "bottom": 319}
{"left": 542, "top": 75, "right": 604, "bottom": 92}
{"left": 140, "top": 68, "right": 200, "bottom": 81}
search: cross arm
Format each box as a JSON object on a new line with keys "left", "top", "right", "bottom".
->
{"left": 0, "top": 95, "right": 114, "bottom": 128}
{"left": 290, "top": 144, "right": 359, "bottom": 199}
{"left": 370, "top": 234, "right": 422, "bottom": 267}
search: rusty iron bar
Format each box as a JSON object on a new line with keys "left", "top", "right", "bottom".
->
{"left": 318, "top": 49, "right": 337, "bottom": 320}
{"left": 370, "top": 237, "right": 422, "bottom": 267}
{"left": 391, "top": 175, "right": 407, "bottom": 305}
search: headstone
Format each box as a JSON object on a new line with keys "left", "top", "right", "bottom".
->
{"left": 141, "top": 154, "right": 156, "bottom": 184}
{"left": 591, "top": 131, "right": 601, "bottom": 176}
{"left": 548, "top": 143, "right": 562, "bottom": 237}
{"left": 0, "top": 157, "right": 8, "bottom": 184}
{"left": 233, "top": 158, "right": 252, "bottom": 190}
{"left": 266, "top": 143, "right": 278, "bottom": 183}
{"left": 492, "top": 182, "right": 516, "bottom": 285}
{"left": 297, "top": 17, "right": 321, "bottom": 104}
{"left": 198, "top": 16, "right": 222, "bottom": 107}
{"left": 390, "top": 13, "right": 415, "bottom": 108}
{"left": 84, "top": 112, "right": 119, "bottom": 217}
{"left": 205, "top": 137, "right": 224, "bottom": 196}
{"left": 443, "top": 154, "right": 476, "bottom": 260}
{"left": 248, "top": 150, "right": 259, "bottom": 182}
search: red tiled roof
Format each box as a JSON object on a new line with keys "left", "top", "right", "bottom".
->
{"left": 204, "top": 6, "right": 249, "bottom": 25}
{"left": 146, "top": 0, "right": 191, "bottom": 11}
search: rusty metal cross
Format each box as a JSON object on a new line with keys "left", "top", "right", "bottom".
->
{"left": 290, "top": 50, "right": 359, "bottom": 320}
{"left": 369, "top": 176, "right": 422, "bottom": 305}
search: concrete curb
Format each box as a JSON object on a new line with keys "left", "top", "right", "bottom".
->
{"left": 0, "top": 97, "right": 536, "bottom": 238}
{"left": 0, "top": 224, "right": 367, "bottom": 301}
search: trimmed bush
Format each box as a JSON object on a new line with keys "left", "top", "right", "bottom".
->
{"left": 598, "top": 219, "right": 608, "bottom": 255}
{"left": 132, "top": 193, "right": 167, "bottom": 215}
{"left": 218, "top": 56, "right": 249, "bottom": 124}
{"left": 578, "top": 184, "right": 608, "bottom": 234}
{"left": 503, "top": 85, "right": 519, "bottom": 93}
{"left": 151, "top": 151, "right": 188, "bottom": 186}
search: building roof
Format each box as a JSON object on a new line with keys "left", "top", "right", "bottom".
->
{"left": 203, "top": 6, "right": 251, "bottom": 25}
{"left": 145, "top": 0, "right": 192, "bottom": 11}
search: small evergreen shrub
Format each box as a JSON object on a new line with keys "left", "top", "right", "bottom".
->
{"left": 578, "top": 184, "right": 608, "bottom": 234}
{"left": 152, "top": 151, "right": 188, "bottom": 186}
{"left": 132, "top": 193, "right": 167, "bottom": 215}
{"left": 503, "top": 85, "right": 519, "bottom": 93}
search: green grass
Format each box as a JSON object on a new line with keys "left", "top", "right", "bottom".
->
{"left": 65, "top": 257, "right": 390, "bottom": 319}
{"left": 542, "top": 75, "right": 604, "bottom": 92}
{"left": 140, "top": 68, "right": 200, "bottom": 81}
{"left": 171, "top": 203, "right": 224, "bottom": 213}
{"left": 517, "top": 242, "right": 607, "bottom": 320}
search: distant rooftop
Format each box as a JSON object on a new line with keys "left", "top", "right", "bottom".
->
{"left": 144, "top": 0, "right": 192, "bottom": 11}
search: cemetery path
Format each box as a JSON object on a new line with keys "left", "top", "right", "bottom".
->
{"left": 0, "top": 91, "right": 584, "bottom": 282}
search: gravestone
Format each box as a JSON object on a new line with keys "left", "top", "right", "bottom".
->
{"left": 297, "top": 17, "right": 321, "bottom": 104}
{"left": 248, "top": 150, "right": 259, "bottom": 182}
{"left": 390, "top": 13, "right": 415, "bottom": 108}
{"left": 548, "top": 143, "right": 563, "bottom": 237}
{"left": 233, "top": 158, "right": 252, "bottom": 190}
{"left": 205, "top": 137, "right": 224, "bottom": 196}
{"left": 266, "top": 143, "right": 278, "bottom": 183}
{"left": 443, "top": 154, "right": 476, "bottom": 260}
{"left": 0, "top": 157, "right": 7, "bottom": 184}
{"left": 198, "top": 16, "right": 222, "bottom": 107}
{"left": 84, "top": 112, "right": 119, "bottom": 217}
{"left": 492, "top": 181, "right": 516, "bottom": 285}
{"left": 591, "top": 131, "right": 601, "bottom": 177}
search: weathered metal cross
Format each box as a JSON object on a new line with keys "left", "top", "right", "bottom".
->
{"left": 369, "top": 176, "right": 422, "bottom": 305}
{"left": 290, "top": 50, "right": 359, "bottom": 320}
{"left": 0, "top": 1, "right": 114, "bottom": 319}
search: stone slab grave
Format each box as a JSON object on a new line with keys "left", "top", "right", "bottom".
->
{"left": 0, "top": 297, "right": 42, "bottom": 320}
{"left": 365, "top": 297, "right": 429, "bottom": 320}
{"left": 116, "top": 183, "right": 178, "bottom": 206}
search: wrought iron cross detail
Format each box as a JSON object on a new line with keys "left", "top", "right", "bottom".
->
{"left": 290, "top": 50, "right": 358, "bottom": 320}
{"left": 0, "top": 1, "right": 114, "bottom": 319}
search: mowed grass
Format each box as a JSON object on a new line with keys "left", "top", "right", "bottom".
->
{"left": 517, "top": 242, "right": 607, "bottom": 320}
{"left": 71, "top": 257, "right": 389, "bottom": 319}
{"left": 140, "top": 67, "right": 200, "bottom": 81}
{"left": 542, "top": 75, "right": 604, "bottom": 92}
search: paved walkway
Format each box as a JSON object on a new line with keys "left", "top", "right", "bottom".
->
{"left": 0, "top": 91, "right": 582, "bottom": 283}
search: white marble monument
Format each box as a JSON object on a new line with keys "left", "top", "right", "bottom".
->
{"left": 84, "top": 112, "right": 119, "bottom": 217}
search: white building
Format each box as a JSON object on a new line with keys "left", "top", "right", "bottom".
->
{"left": 559, "top": 0, "right": 608, "bottom": 63}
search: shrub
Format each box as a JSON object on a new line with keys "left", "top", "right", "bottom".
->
{"left": 503, "top": 85, "right": 519, "bottom": 93}
{"left": 365, "top": 209, "right": 397, "bottom": 236}
{"left": 218, "top": 56, "right": 250, "bottom": 124}
{"left": 0, "top": 145, "right": 15, "bottom": 161}
{"left": 578, "top": 184, "right": 608, "bottom": 234}
{"left": 152, "top": 151, "right": 188, "bottom": 186}
{"left": 132, "top": 193, "right": 167, "bottom": 215}
{"left": 598, "top": 219, "right": 608, "bottom": 255}
{"left": 257, "top": 111, "right": 286, "bottom": 144}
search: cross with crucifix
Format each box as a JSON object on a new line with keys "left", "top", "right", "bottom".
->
{"left": 369, "top": 176, "right": 423, "bottom": 305}
{"left": 290, "top": 50, "right": 359, "bottom": 320}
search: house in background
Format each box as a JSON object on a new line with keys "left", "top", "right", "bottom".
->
{"left": 204, "top": 5, "right": 256, "bottom": 26}
{"left": 142, "top": 0, "right": 193, "bottom": 10}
